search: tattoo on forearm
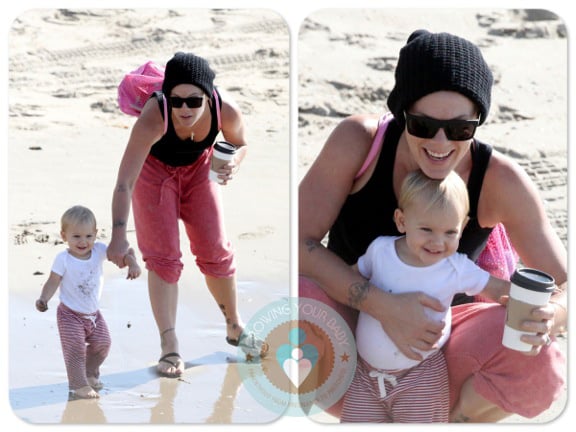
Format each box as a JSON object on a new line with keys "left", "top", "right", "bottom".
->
{"left": 347, "top": 280, "right": 371, "bottom": 308}
{"left": 113, "top": 220, "right": 126, "bottom": 228}
{"left": 305, "top": 239, "right": 321, "bottom": 253}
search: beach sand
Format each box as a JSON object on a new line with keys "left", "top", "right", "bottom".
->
{"left": 4, "top": 5, "right": 569, "bottom": 429}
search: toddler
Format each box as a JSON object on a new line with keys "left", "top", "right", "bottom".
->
{"left": 36, "top": 205, "right": 141, "bottom": 399}
{"left": 341, "top": 170, "right": 510, "bottom": 422}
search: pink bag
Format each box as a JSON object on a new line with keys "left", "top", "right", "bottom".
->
{"left": 117, "top": 61, "right": 168, "bottom": 134}
{"left": 118, "top": 60, "right": 165, "bottom": 116}
{"left": 476, "top": 223, "right": 518, "bottom": 280}
{"left": 117, "top": 60, "right": 221, "bottom": 136}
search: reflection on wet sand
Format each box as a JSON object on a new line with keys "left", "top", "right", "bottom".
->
{"left": 61, "top": 398, "right": 106, "bottom": 424}
{"left": 206, "top": 363, "right": 243, "bottom": 423}
{"left": 149, "top": 377, "right": 179, "bottom": 423}
{"left": 147, "top": 362, "right": 246, "bottom": 424}
{"left": 35, "top": 353, "right": 260, "bottom": 424}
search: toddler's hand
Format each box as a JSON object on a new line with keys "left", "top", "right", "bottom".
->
{"left": 126, "top": 265, "right": 142, "bottom": 280}
{"left": 36, "top": 299, "right": 48, "bottom": 312}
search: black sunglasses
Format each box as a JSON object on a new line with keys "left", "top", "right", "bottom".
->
{"left": 404, "top": 111, "right": 481, "bottom": 141}
{"left": 169, "top": 96, "right": 204, "bottom": 109}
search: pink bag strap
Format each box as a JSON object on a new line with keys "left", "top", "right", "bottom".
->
{"left": 213, "top": 89, "right": 222, "bottom": 131}
{"left": 162, "top": 93, "right": 168, "bottom": 135}
{"left": 355, "top": 112, "right": 394, "bottom": 180}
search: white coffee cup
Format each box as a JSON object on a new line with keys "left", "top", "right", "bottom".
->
{"left": 209, "top": 141, "right": 236, "bottom": 184}
{"left": 502, "top": 268, "right": 555, "bottom": 352}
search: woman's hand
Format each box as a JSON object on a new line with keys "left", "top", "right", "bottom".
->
{"left": 107, "top": 236, "right": 130, "bottom": 268}
{"left": 374, "top": 291, "right": 446, "bottom": 361}
{"left": 519, "top": 302, "right": 557, "bottom": 356}
{"left": 215, "top": 161, "right": 239, "bottom": 185}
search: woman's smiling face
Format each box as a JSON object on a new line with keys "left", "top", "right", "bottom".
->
{"left": 405, "top": 91, "right": 478, "bottom": 180}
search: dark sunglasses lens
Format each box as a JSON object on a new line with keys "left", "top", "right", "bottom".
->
{"left": 406, "top": 116, "right": 437, "bottom": 139}
{"left": 407, "top": 114, "right": 477, "bottom": 141}
{"left": 170, "top": 97, "right": 203, "bottom": 108}
{"left": 184, "top": 97, "right": 203, "bottom": 108}
{"left": 446, "top": 123, "right": 477, "bottom": 141}
{"left": 170, "top": 97, "right": 184, "bottom": 108}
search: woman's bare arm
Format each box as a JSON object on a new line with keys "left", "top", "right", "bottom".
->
{"left": 108, "top": 97, "right": 163, "bottom": 267}
{"left": 299, "top": 115, "right": 445, "bottom": 359}
{"left": 481, "top": 152, "right": 567, "bottom": 338}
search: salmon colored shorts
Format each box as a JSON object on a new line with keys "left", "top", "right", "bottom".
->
{"left": 132, "top": 151, "right": 235, "bottom": 284}
{"left": 299, "top": 275, "right": 565, "bottom": 419}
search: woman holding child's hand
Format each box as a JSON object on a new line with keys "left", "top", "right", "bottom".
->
{"left": 108, "top": 52, "right": 263, "bottom": 379}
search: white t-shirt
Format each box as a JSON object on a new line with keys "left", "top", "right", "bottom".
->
{"left": 356, "top": 236, "right": 490, "bottom": 370}
{"left": 51, "top": 242, "right": 107, "bottom": 314}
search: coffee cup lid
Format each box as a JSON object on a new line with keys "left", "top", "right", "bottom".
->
{"left": 214, "top": 141, "right": 236, "bottom": 154}
{"left": 510, "top": 268, "right": 555, "bottom": 292}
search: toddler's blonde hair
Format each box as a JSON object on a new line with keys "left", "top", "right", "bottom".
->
{"left": 398, "top": 170, "right": 469, "bottom": 221}
{"left": 61, "top": 205, "right": 97, "bottom": 232}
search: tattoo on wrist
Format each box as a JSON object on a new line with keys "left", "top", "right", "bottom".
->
{"left": 113, "top": 220, "right": 126, "bottom": 228}
{"left": 348, "top": 280, "right": 371, "bottom": 308}
{"left": 305, "top": 239, "right": 320, "bottom": 253}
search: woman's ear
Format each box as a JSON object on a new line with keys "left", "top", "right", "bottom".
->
{"left": 394, "top": 208, "right": 407, "bottom": 233}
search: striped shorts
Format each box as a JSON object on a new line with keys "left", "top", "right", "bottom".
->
{"left": 301, "top": 275, "right": 565, "bottom": 419}
{"left": 341, "top": 351, "right": 449, "bottom": 423}
{"left": 57, "top": 303, "right": 111, "bottom": 390}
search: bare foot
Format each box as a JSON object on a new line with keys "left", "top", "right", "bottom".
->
{"left": 70, "top": 385, "right": 100, "bottom": 400}
{"left": 87, "top": 376, "right": 103, "bottom": 391}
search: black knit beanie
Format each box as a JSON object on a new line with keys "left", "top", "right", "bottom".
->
{"left": 387, "top": 30, "right": 493, "bottom": 127}
{"left": 162, "top": 52, "right": 215, "bottom": 97}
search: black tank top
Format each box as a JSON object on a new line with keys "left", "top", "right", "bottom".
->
{"left": 327, "top": 120, "right": 493, "bottom": 304}
{"left": 149, "top": 89, "right": 221, "bottom": 167}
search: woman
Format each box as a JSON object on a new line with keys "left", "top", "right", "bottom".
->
{"left": 299, "top": 30, "right": 567, "bottom": 422}
{"left": 107, "top": 52, "right": 257, "bottom": 377}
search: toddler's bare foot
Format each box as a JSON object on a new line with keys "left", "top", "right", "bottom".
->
{"left": 69, "top": 385, "right": 100, "bottom": 400}
{"left": 87, "top": 376, "right": 104, "bottom": 391}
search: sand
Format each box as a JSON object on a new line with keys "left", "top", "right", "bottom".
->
{"left": 3, "top": 4, "right": 571, "bottom": 431}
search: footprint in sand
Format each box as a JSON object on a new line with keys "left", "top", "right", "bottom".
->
{"left": 238, "top": 226, "right": 275, "bottom": 240}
